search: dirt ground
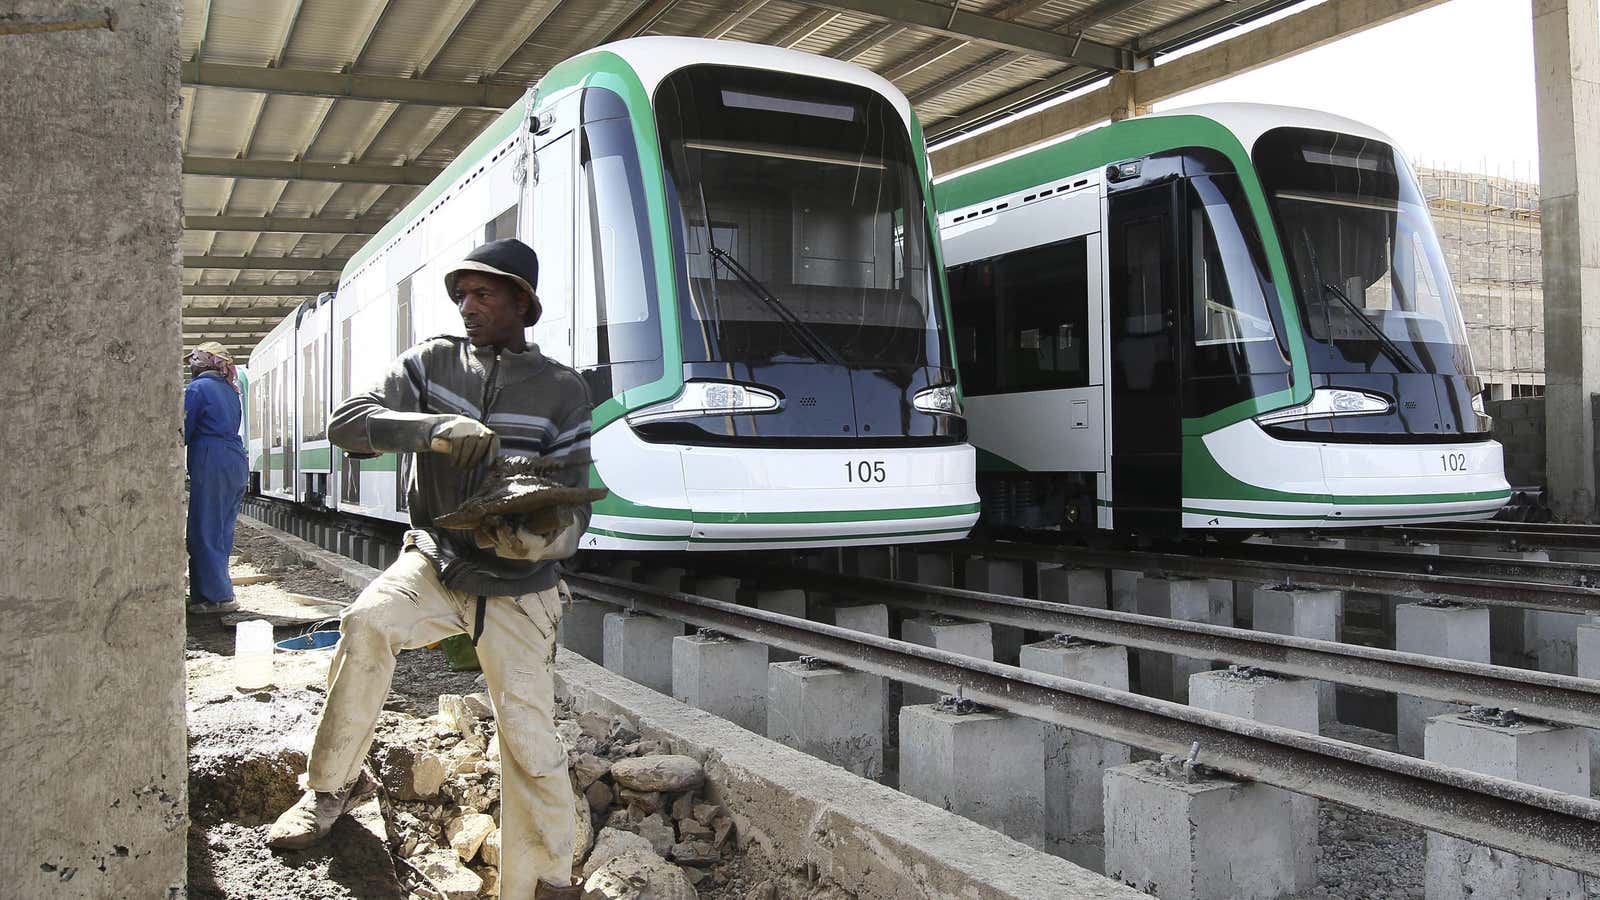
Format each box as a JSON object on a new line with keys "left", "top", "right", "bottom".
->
{"left": 187, "top": 521, "right": 833, "bottom": 899}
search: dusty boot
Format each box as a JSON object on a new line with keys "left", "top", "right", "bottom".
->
{"left": 266, "top": 770, "right": 377, "bottom": 850}
{"left": 534, "top": 878, "right": 583, "bottom": 899}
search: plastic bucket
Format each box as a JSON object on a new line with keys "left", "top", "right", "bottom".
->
{"left": 234, "top": 619, "right": 275, "bottom": 690}
{"left": 275, "top": 630, "right": 341, "bottom": 651}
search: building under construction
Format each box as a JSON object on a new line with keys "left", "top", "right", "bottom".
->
{"left": 1419, "top": 166, "right": 1545, "bottom": 401}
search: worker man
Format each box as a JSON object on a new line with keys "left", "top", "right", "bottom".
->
{"left": 267, "top": 238, "right": 589, "bottom": 900}
{"left": 184, "top": 341, "right": 249, "bottom": 614}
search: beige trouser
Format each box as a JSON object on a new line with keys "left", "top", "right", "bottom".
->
{"left": 307, "top": 549, "right": 575, "bottom": 897}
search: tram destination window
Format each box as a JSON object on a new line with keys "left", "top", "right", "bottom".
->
{"left": 948, "top": 236, "right": 1091, "bottom": 396}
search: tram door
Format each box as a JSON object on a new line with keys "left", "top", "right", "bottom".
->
{"left": 1108, "top": 181, "right": 1182, "bottom": 531}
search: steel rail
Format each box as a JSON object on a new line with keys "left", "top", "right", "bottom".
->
{"left": 946, "top": 539, "right": 1600, "bottom": 615}
{"left": 687, "top": 562, "right": 1600, "bottom": 728}
{"left": 566, "top": 573, "right": 1600, "bottom": 874}
{"left": 1143, "top": 537, "right": 1600, "bottom": 587}
{"left": 1383, "top": 523, "right": 1600, "bottom": 554}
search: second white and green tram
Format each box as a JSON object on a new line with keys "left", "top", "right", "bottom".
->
{"left": 936, "top": 104, "right": 1509, "bottom": 532}
{"left": 249, "top": 38, "right": 978, "bottom": 550}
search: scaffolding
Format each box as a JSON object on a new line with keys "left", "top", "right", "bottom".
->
{"left": 1416, "top": 163, "right": 1544, "bottom": 400}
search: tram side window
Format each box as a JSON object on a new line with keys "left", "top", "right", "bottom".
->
{"left": 1184, "top": 175, "right": 1289, "bottom": 380}
{"left": 947, "top": 262, "right": 998, "bottom": 396}
{"left": 485, "top": 204, "right": 518, "bottom": 242}
{"left": 997, "top": 238, "right": 1090, "bottom": 392}
{"left": 947, "top": 237, "right": 1091, "bottom": 396}
{"left": 573, "top": 87, "right": 663, "bottom": 393}
{"left": 395, "top": 276, "right": 415, "bottom": 513}
{"left": 301, "top": 337, "right": 327, "bottom": 442}
{"left": 339, "top": 318, "right": 360, "bottom": 505}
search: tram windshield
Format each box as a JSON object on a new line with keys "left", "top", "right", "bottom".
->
{"left": 655, "top": 65, "right": 948, "bottom": 369}
{"left": 1255, "top": 127, "right": 1474, "bottom": 377}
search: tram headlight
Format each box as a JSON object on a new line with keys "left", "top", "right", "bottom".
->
{"left": 626, "top": 381, "right": 782, "bottom": 425}
{"left": 913, "top": 384, "right": 963, "bottom": 416}
{"left": 1253, "top": 388, "right": 1392, "bottom": 427}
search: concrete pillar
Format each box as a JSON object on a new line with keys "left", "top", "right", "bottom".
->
{"left": 1110, "top": 570, "right": 1140, "bottom": 614}
{"left": 3, "top": 4, "right": 188, "bottom": 893}
{"left": 904, "top": 549, "right": 954, "bottom": 587}
{"left": 1104, "top": 760, "right": 1298, "bottom": 900}
{"left": 558, "top": 598, "right": 617, "bottom": 663}
{"left": 1135, "top": 576, "right": 1222, "bottom": 702}
{"left": 672, "top": 633, "right": 768, "bottom": 733}
{"left": 637, "top": 566, "right": 688, "bottom": 593}
{"left": 1424, "top": 711, "right": 1592, "bottom": 899}
{"left": 1395, "top": 602, "right": 1491, "bottom": 755}
{"left": 829, "top": 604, "right": 895, "bottom": 743}
{"left": 901, "top": 615, "right": 994, "bottom": 705}
{"left": 1206, "top": 579, "right": 1237, "bottom": 631}
{"left": 352, "top": 536, "right": 369, "bottom": 565}
{"left": 1534, "top": 0, "right": 1600, "bottom": 521}
{"left": 1251, "top": 586, "right": 1342, "bottom": 724}
{"left": 899, "top": 703, "right": 1046, "bottom": 848}
{"left": 767, "top": 661, "right": 883, "bottom": 779}
{"left": 844, "top": 547, "right": 893, "bottom": 579}
{"left": 1020, "top": 637, "right": 1131, "bottom": 869}
{"left": 606, "top": 557, "right": 641, "bottom": 581}
{"left": 1038, "top": 566, "right": 1108, "bottom": 609}
{"left": 754, "top": 588, "right": 808, "bottom": 662}
{"left": 1189, "top": 670, "right": 1320, "bottom": 893}
{"left": 963, "top": 558, "right": 1028, "bottom": 663}
{"left": 601, "top": 612, "right": 679, "bottom": 695}
{"left": 1579, "top": 624, "right": 1600, "bottom": 796}
{"left": 684, "top": 575, "right": 739, "bottom": 603}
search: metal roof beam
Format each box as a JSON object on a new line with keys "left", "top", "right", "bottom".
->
{"left": 928, "top": 0, "right": 1450, "bottom": 172}
{"left": 184, "top": 305, "right": 304, "bottom": 318}
{"left": 181, "top": 61, "right": 525, "bottom": 109}
{"left": 183, "top": 284, "right": 326, "bottom": 296}
{"left": 183, "top": 156, "right": 443, "bottom": 185}
{"left": 184, "top": 215, "right": 386, "bottom": 234}
{"left": 806, "top": 0, "right": 1132, "bottom": 70}
{"left": 604, "top": 0, "right": 678, "bottom": 42}
{"left": 184, "top": 255, "right": 350, "bottom": 271}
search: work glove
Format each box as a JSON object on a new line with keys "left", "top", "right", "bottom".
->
{"left": 475, "top": 522, "right": 555, "bottom": 561}
{"left": 428, "top": 415, "right": 499, "bottom": 468}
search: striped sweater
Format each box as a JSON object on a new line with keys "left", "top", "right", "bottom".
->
{"left": 329, "top": 336, "right": 593, "bottom": 596}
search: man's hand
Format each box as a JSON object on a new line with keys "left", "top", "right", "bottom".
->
{"left": 428, "top": 416, "right": 498, "bottom": 468}
{"left": 474, "top": 523, "right": 553, "bottom": 561}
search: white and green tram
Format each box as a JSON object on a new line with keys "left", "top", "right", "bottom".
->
{"left": 936, "top": 104, "right": 1509, "bottom": 532}
{"left": 249, "top": 37, "right": 978, "bottom": 550}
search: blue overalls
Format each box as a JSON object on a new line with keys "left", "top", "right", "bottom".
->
{"left": 184, "top": 372, "right": 249, "bottom": 604}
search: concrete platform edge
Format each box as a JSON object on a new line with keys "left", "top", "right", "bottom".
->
{"left": 239, "top": 513, "right": 381, "bottom": 593}
{"left": 554, "top": 648, "right": 1141, "bottom": 900}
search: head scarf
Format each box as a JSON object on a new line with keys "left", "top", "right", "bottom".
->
{"left": 188, "top": 341, "right": 240, "bottom": 393}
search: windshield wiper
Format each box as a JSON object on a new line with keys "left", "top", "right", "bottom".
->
{"left": 707, "top": 246, "right": 848, "bottom": 367}
{"left": 1301, "top": 229, "right": 1419, "bottom": 374}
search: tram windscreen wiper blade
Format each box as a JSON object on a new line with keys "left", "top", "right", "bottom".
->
{"left": 1301, "top": 228, "right": 1419, "bottom": 374}
{"left": 706, "top": 246, "right": 848, "bottom": 367}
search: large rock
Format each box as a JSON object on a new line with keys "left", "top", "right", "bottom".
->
{"left": 608, "top": 755, "right": 704, "bottom": 793}
{"left": 582, "top": 828, "right": 655, "bottom": 879}
{"left": 447, "top": 812, "right": 496, "bottom": 861}
{"left": 415, "top": 850, "right": 484, "bottom": 900}
{"left": 582, "top": 849, "right": 697, "bottom": 900}
{"left": 637, "top": 813, "right": 675, "bottom": 856}
{"left": 571, "top": 753, "right": 612, "bottom": 789}
{"left": 572, "top": 786, "right": 595, "bottom": 871}
{"left": 439, "top": 693, "right": 479, "bottom": 736}
{"left": 481, "top": 828, "right": 502, "bottom": 867}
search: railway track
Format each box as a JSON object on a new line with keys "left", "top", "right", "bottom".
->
{"left": 1379, "top": 521, "right": 1600, "bottom": 554}
{"left": 240, "top": 500, "right": 1600, "bottom": 875}
{"left": 568, "top": 571, "right": 1600, "bottom": 875}
{"left": 951, "top": 538, "right": 1600, "bottom": 616}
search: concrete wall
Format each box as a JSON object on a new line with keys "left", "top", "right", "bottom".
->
{"left": 0, "top": 2, "right": 188, "bottom": 897}
{"left": 1486, "top": 397, "right": 1547, "bottom": 488}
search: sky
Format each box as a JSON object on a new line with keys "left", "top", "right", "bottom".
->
{"left": 945, "top": 0, "right": 1542, "bottom": 180}
{"left": 1158, "top": 0, "right": 1541, "bottom": 178}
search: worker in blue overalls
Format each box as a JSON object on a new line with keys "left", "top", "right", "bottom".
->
{"left": 184, "top": 341, "right": 249, "bottom": 615}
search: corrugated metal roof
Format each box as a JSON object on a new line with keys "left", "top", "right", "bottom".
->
{"left": 179, "top": 0, "right": 1305, "bottom": 358}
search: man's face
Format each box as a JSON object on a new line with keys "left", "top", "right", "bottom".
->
{"left": 453, "top": 272, "right": 528, "bottom": 348}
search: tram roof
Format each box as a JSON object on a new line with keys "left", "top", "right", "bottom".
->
{"left": 176, "top": 0, "right": 1385, "bottom": 362}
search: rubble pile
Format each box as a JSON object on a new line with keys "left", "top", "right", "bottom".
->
{"left": 374, "top": 689, "right": 749, "bottom": 899}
